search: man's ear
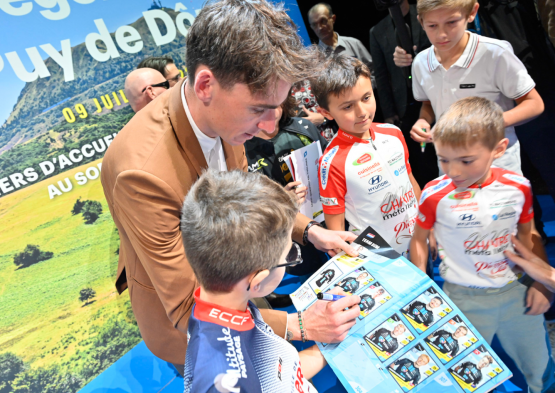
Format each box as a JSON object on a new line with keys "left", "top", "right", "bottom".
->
{"left": 493, "top": 138, "right": 509, "bottom": 159}
{"left": 318, "top": 106, "right": 335, "bottom": 121}
{"left": 145, "top": 86, "right": 157, "bottom": 101}
{"left": 467, "top": 2, "right": 479, "bottom": 23}
{"left": 331, "top": 14, "right": 336, "bottom": 25}
{"left": 248, "top": 269, "right": 271, "bottom": 294}
{"left": 193, "top": 68, "right": 215, "bottom": 104}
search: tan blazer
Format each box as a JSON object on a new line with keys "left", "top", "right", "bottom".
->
{"left": 101, "top": 79, "right": 309, "bottom": 364}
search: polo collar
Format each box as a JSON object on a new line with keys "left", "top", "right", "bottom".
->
{"left": 428, "top": 31, "right": 479, "bottom": 72}
{"left": 337, "top": 126, "right": 375, "bottom": 144}
{"left": 193, "top": 288, "right": 255, "bottom": 331}
{"left": 318, "top": 32, "right": 344, "bottom": 52}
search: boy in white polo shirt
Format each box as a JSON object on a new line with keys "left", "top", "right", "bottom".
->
{"left": 312, "top": 55, "right": 421, "bottom": 256}
{"left": 410, "top": 97, "right": 554, "bottom": 393}
{"left": 402, "top": 0, "right": 544, "bottom": 174}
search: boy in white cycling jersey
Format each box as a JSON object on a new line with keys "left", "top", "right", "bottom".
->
{"left": 312, "top": 55, "right": 421, "bottom": 255}
{"left": 410, "top": 97, "right": 555, "bottom": 393}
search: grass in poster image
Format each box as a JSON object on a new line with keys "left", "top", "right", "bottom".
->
{"left": 0, "top": 158, "right": 141, "bottom": 387}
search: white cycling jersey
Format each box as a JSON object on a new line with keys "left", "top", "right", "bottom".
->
{"left": 319, "top": 124, "right": 417, "bottom": 255}
{"left": 417, "top": 168, "right": 534, "bottom": 288}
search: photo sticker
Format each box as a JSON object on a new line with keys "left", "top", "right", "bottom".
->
{"left": 307, "top": 261, "right": 348, "bottom": 295}
{"left": 364, "top": 314, "right": 415, "bottom": 362}
{"left": 449, "top": 345, "right": 504, "bottom": 392}
{"left": 400, "top": 286, "right": 452, "bottom": 333}
{"left": 358, "top": 282, "right": 392, "bottom": 319}
{"left": 424, "top": 315, "right": 478, "bottom": 364}
{"left": 332, "top": 267, "right": 375, "bottom": 295}
{"left": 387, "top": 343, "right": 439, "bottom": 391}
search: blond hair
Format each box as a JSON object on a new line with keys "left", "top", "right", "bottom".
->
{"left": 417, "top": 0, "right": 477, "bottom": 19}
{"left": 418, "top": 354, "right": 431, "bottom": 364}
{"left": 433, "top": 97, "right": 505, "bottom": 150}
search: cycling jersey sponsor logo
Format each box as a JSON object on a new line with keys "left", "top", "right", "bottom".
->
{"left": 394, "top": 214, "right": 417, "bottom": 244}
{"left": 387, "top": 152, "right": 403, "bottom": 166}
{"left": 464, "top": 230, "right": 510, "bottom": 255}
{"left": 357, "top": 162, "right": 382, "bottom": 177}
{"left": 320, "top": 146, "right": 339, "bottom": 190}
{"left": 489, "top": 199, "right": 517, "bottom": 209}
{"left": 420, "top": 179, "right": 451, "bottom": 204}
{"left": 321, "top": 196, "right": 339, "bottom": 206}
{"left": 380, "top": 184, "right": 417, "bottom": 220}
{"left": 217, "top": 327, "right": 248, "bottom": 379}
{"left": 394, "top": 164, "right": 407, "bottom": 176}
{"left": 450, "top": 202, "right": 478, "bottom": 212}
{"left": 475, "top": 259, "right": 511, "bottom": 279}
{"left": 503, "top": 173, "right": 531, "bottom": 186}
{"left": 352, "top": 152, "right": 373, "bottom": 166}
{"left": 368, "top": 175, "right": 391, "bottom": 194}
{"left": 277, "top": 357, "right": 283, "bottom": 381}
{"left": 492, "top": 211, "right": 516, "bottom": 220}
{"left": 456, "top": 213, "right": 482, "bottom": 228}
{"left": 448, "top": 190, "right": 475, "bottom": 200}
{"left": 248, "top": 158, "right": 267, "bottom": 172}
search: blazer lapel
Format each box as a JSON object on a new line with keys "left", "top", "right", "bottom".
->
{"left": 169, "top": 78, "right": 207, "bottom": 178}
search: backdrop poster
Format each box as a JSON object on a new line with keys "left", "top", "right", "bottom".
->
{"left": 0, "top": 1, "right": 309, "bottom": 391}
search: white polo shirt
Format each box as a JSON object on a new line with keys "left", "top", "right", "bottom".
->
{"left": 412, "top": 32, "right": 535, "bottom": 161}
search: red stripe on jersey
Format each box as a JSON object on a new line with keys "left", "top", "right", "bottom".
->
{"left": 417, "top": 176, "right": 454, "bottom": 230}
{"left": 193, "top": 288, "right": 255, "bottom": 331}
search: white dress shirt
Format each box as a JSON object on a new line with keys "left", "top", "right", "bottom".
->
{"left": 181, "top": 82, "right": 227, "bottom": 171}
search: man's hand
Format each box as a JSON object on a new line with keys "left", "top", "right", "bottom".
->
{"left": 410, "top": 119, "right": 432, "bottom": 143}
{"left": 526, "top": 281, "right": 554, "bottom": 315}
{"left": 285, "top": 181, "right": 308, "bottom": 205}
{"left": 307, "top": 225, "right": 358, "bottom": 257}
{"left": 303, "top": 287, "right": 360, "bottom": 343}
{"left": 505, "top": 235, "right": 555, "bottom": 292}
{"left": 393, "top": 45, "right": 416, "bottom": 67}
{"left": 385, "top": 115, "right": 400, "bottom": 125}
{"left": 301, "top": 106, "right": 325, "bottom": 126}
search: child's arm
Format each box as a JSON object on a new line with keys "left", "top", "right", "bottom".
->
{"left": 410, "top": 224, "right": 430, "bottom": 273}
{"left": 409, "top": 173, "right": 422, "bottom": 202}
{"left": 325, "top": 212, "right": 345, "bottom": 232}
{"left": 503, "top": 88, "right": 544, "bottom": 128}
{"left": 410, "top": 101, "right": 436, "bottom": 143}
{"left": 517, "top": 221, "right": 554, "bottom": 315}
{"left": 298, "top": 345, "right": 327, "bottom": 380}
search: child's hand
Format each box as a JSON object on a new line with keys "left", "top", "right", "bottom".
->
{"left": 301, "top": 106, "right": 325, "bottom": 126}
{"left": 393, "top": 45, "right": 416, "bottom": 67}
{"left": 526, "top": 281, "right": 554, "bottom": 315}
{"left": 411, "top": 119, "right": 432, "bottom": 143}
{"left": 428, "top": 229, "right": 438, "bottom": 261}
{"left": 285, "top": 181, "right": 307, "bottom": 205}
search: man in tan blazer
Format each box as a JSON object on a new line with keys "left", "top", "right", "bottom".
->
{"left": 101, "top": 0, "right": 362, "bottom": 368}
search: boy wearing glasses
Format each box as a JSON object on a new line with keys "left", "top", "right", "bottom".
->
{"left": 182, "top": 170, "right": 338, "bottom": 392}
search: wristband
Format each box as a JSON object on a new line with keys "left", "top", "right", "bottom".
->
{"left": 303, "top": 220, "right": 321, "bottom": 246}
{"left": 298, "top": 311, "right": 308, "bottom": 342}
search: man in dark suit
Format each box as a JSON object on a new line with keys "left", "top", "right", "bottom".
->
{"left": 369, "top": 0, "right": 437, "bottom": 187}
{"left": 101, "top": 0, "right": 361, "bottom": 374}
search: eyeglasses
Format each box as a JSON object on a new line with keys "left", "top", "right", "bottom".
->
{"left": 141, "top": 80, "right": 170, "bottom": 93}
{"left": 247, "top": 243, "right": 303, "bottom": 290}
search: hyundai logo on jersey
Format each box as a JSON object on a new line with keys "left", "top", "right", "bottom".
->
{"left": 459, "top": 214, "right": 475, "bottom": 221}
{"left": 370, "top": 175, "right": 383, "bottom": 185}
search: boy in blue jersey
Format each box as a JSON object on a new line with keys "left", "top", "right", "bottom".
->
{"left": 181, "top": 170, "right": 353, "bottom": 392}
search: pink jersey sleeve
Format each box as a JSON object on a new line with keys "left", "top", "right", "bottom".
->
{"left": 319, "top": 145, "right": 347, "bottom": 215}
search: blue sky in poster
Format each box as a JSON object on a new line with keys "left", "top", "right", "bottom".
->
{"left": 0, "top": 0, "right": 310, "bottom": 125}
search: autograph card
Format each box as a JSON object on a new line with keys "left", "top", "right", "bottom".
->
{"left": 401, "top": 286, "right": 452, "bottom": 333}
{"left": 387, "top": 344, "right": 439, "bottom": 391}
{"left": 357, "top": 282, "right": 392, "bottom": 319}
{"left": 332, "top": 267, "right": 375, "bottom": 295}
{"left": 449, "top": 345, "right": 505, "bottom": 392}
{"left": 364, "top": 314, "right": 415, "bottom": 362}
{"left": 424, "top": 315, "right": 478, "bottom": 364}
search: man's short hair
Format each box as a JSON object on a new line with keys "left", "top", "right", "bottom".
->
{"left": 308, "top": 3, "right": 334, "bottom": 17}
{"left": 186, "top": 0, "right": 317, "bottom": 94}
{"left": 434, "top": 97, "right": 505, "bottom": 150}
{"left": 431, "top": 296, "right": 443, "bottom": 305}
{"left": 137, "top": 56, "right": 175, "bottom": 77}
{"left": 310, "top": 55, "right": 372, "bottom": 111}
{"left": 417, "top": 0, "right": 477, "bottom": 19}
{"left": 181, "top": 170, "right": 298, "bottom": 293}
